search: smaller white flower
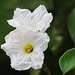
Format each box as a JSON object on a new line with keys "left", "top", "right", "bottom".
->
{"left": 1, "top": 29, "right": 49, "bottom": 70}
{"left": 7, "top": 5, "right": 53, "bottom": 32}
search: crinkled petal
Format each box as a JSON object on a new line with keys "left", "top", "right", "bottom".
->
{"left": 31, "top": 48, "right": 44, "bottom": 69}
{"left": 1, "top": 41, "right": 24, "bottom": 56}
{"left": 5, "top": 29, "right": 18, "bottom": 42}
{"left": 7, "top": 15, "right": 31, "bottom": 28}
{"left": 7, "top": 8, "right": 31, "bottom": 28}
{"left": 36, "top": 13, "right": 53, "bottom": 32}
{"left": 10, "top": 54, "right": 31, "bottom": 70}
{"left": 1, "top": 29, "right": 27, "bottom": 56}
{"left": 7, "top": 19, "right": 20, "bottom": 28}
{"left": 39, "top": 33, "right": 50, "bottom": 51}
{"left": 13, "top": 8, "right": 31, "bottom": 18}
{"left": 32, "top": 5, "right": 48, "bottom": 24}
{"left": 33, "top": 33, "right": 50, "bottom": 51}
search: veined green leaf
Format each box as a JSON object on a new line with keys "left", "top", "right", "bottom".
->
{"left": 59, "top": 48, "right": 75, "bottom": 74}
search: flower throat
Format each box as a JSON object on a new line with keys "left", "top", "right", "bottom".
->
{"left": 24, "top": 44, "right": 34, "bottom": 54}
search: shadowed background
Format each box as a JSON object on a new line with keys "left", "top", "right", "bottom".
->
{"left": 0, "top": 0, "right": 75, "bottom": 75}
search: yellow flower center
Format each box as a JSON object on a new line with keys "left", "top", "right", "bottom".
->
{"left": 24, "top": 44, "right": 34, "bottom": 54}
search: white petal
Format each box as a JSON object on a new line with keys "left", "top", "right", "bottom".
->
{"left": 7, "top": 19, "right": 20, "bottom": 28}
{"left": 7, "top": 8, "right": 31, "bottom": 28}
{"left": 32, "top": 5, "right": 48, "bottom": 24}
{"left": 14, "top": 15, "right": 31, "bottom": 27}
{"left": 11, "top": 54, "right": 31, "bottom": 70}
{"left": 33, "top": 33, "right": 50, "bottom": 51}
{"left": 13, "top": 8, "right": 31, "bottom": 18}
{"left": 37, "top": 13, "right": 53, "bottom": 32}
{"left": 7, "top": 15, "right": 31, "bottom": 28}
{"left": 39, "top": 33, "right": 50, "bottom": 51}
{"left": 1, "top": 29, "right": 26, "bottom": 56}
{"left": 5, "top": 29, "right": 18, "bottom": 42}
{"left": 31, "top": 48, "right": 44, "bottom": 69}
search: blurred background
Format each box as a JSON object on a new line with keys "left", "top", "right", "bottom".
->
{"left": 0, "top": 0, "right": 75, "bottom": 75}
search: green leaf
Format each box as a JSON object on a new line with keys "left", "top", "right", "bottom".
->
{"left": 68, "top": 8, "right": 75, "bottom": 43}
{"left": 59, "top": 48, "right": 75, "bottom": 74}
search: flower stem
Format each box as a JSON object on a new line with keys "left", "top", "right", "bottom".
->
{"left": 62, "top": 72, "right": 65, "bottom": 75}
{"left": 43, "top": 63, "right": 51, "bottom": 75}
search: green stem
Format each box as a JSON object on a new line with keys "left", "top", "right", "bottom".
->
{"left": 62, "top": 72, "right": 65, "bottom": 75}
{"left": 42, "top": 63, "right": 51, "bottom": 75}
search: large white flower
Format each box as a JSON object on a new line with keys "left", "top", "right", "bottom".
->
{"left": 7, "top": 5, "right": 53, "bottom": 32}
{"left": 1, "top": 29, "right": 49, "bottom": 70}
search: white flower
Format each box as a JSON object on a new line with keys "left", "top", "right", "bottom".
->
{"left": 7, "top": 5, "right": 53, "bottom": 32}
{"left": 1, "top": 29, "right": 49, "bottom": 70}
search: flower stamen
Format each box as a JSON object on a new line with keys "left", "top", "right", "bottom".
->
{"left": 24, "top": 44, "right": 34, "bottom": 54}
